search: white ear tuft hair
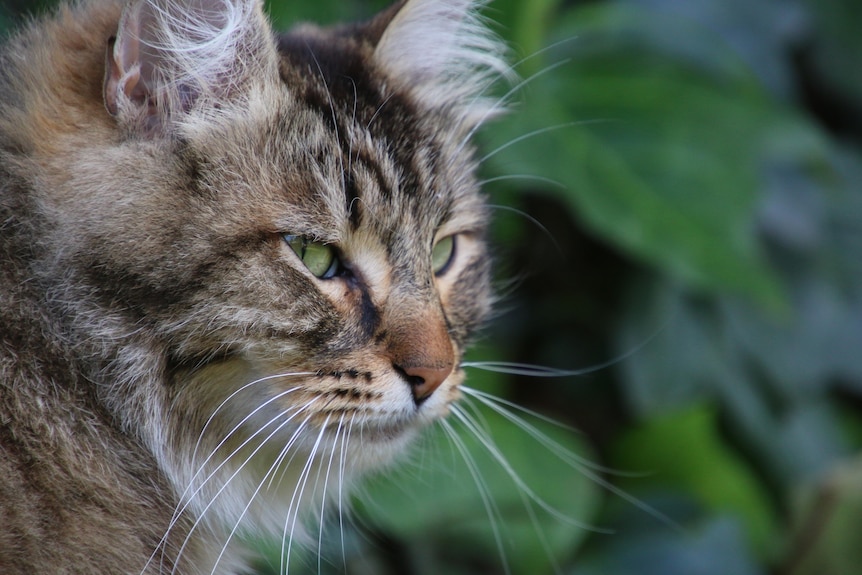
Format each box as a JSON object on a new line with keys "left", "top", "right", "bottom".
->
{"left": 372, "top": 0, "right": 513, "bottom": 126}
{"left": 105, "top": 0, "right": 276, "bottom": 133}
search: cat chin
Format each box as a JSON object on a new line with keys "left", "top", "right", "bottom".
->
{"left": 159, "top": 356, "right": 449, "bottom": 560}
{"left": 157, "top": 418, "right": 420, "bottom": 565}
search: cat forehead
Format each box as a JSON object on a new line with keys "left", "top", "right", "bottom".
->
{"left": 213, "top": 29, "right": 484, "bottom": 240}
{"left": 273, "top": 27, "right": 439, "bottom": 185}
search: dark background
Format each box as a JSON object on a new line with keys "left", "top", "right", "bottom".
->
{"left": 3, "top": 0, "right": 861, "bottom": 573}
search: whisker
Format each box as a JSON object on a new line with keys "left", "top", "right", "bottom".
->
{"left": 438, "top": 418, "right": 512, "bottom": 575}
{"left": 316, "top": 413, "right": 345, "bottom": 575}
{"left": 208, "top": 409, "right": 321, "bottom": 575}
{"left": 348, "top": 76, "right": 358, "bottom": 172}
{"left": 145, "top": 382, "right": 308, "bottom": 575}
{"left": 479, "top": 174, "right": 565, "bottom": 188}
{"left": 461, "top": 386, "right": 580, "bottom": 434}
{"left": 282, "top": 414, "right": 331, "bottom": 573}
{"left": 486, "top": 203, "right": 564, "bottom": 256}
{"left": 478, "top": 119, "right": 610, "bottom": 166}
{"left": 337, "top": 412, "right": 356, "bottom": 574}
{"left": 461, "top": 361, "right": 599, "bottom": 377}
{"left": 263, "top": 415, "right": 317, "bottom": 574}
{"left": 461, "top": 387, "right": 644, "bottom": 478}
{"left": 161, "top": 385, "right": 306, "bottom": 556}
{"left": 521, "top": 488, "right": 564, "bottom": 575}
{"left": 450, "top": 405, "right": 607, "bottom": 531}
{"left": 459, "top": 391, "right": 495, "bottom": 437}
{"left": 305, "top": 43, "right": 347, "bottom": 202}
{"left": 191, "top": 371, "right": 313, "bottom": 466}
{"left": 454, "top": 58, "right": 572, "bottom": 158}
{"left": 269, "top": 391, "right": 342, "bottom": 495}
{"left": 171, "top": 399, "right": 320, "bottom": 575}
{"left": 462, "top": 314, "right": 670, "bottom": 379}
{"left": 459, "top": 389, "right": 681, "bottom": 530}
{"left": 186, "top": 383, "right": 303, "bottom": 499}
{"left": 365, "top": 93, "right": 395, "bottom": 131}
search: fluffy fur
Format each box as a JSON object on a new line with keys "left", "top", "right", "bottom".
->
{"left": 0, "top": 0, "right": 505, "bottom": 573}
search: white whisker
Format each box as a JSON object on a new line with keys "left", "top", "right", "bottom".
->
{"left": 521, "top": 488, "right": 564, "bottom": 575}
{"left": 282, "top": 414, "right": 331, "bottom": 574}
{"left": 348, "top": 76, "right": 358, "bottom": 172}
{"left": 145, "top": 381, "right": 309, "bottom": 575}
{"left": 156, "top": 386, "right": 306, "bottom": 565}
{"left": 337, "top": 412, "right": 355, "bottom": 574}
{"left": 304, "top": 42, "right": 347, "bottom": 208}
{"left": 462, "top": 361, "right": 600, "bottom": 377}
{"left": 450, "top": 405, "right": 606, "bottom": 531}
{"left": 462, "top": 315, "right": 670, "bottom": 378}
{"left": 479, "top": 174, "right": 566, "bottom": 188}
{"left": 208, "top": 408, "right": 323, "bottom": 575}
{"left": 191, "top": 372, "right": 313, "bottom": 465}
{"left": 486, "top": 203, "right": 564, "bottom": 255}
{"left": 459, "top": 389, "right": 680, "bottom": 530}
{"left": 184, "top": 383, "right": 303, "bottom": 501}
{"left": 172, "top": 399, "right": 320, "bottom": 575}
{"left": 365, "top": 93, "right": 395, "bottom": 131}
{"left": 478, "top": 119, "right": 610, "bottom": 166}
{"left": 438, "top": 418, "right": 511, "bottom": 575}
{"left": 462, "top": 386, "right": 580, "bottom": 433}
{"left": 454, "top": 58, "right": 571, "bottom": 158}
{"left": 462, "top": 388, "right": 644, "bottom": 479}
{"left": 317, "top": 413, "right": 345, "bottom": 575}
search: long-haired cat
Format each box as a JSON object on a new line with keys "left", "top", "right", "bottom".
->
{"left": 0, "top": 0, "right": 510, "bottom": 572}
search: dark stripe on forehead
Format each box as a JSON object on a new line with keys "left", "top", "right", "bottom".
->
{"left": 353, "top": 146, "right": 393, "bottom": 199}
{"left": 275, "top": 31, "right": 430, "bottom": 195}
{"left": 275, "top": 30, "right": 461, "bottom": 252}
{"left": 276, "top": 32, "right": 393, "bottom": 132}
{"left": 344, "top": 171, "right": 361, "bottom": 229}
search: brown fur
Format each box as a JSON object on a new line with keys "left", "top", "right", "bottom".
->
{"left": 0, "top": 0, "right": 502, "bottom": 572}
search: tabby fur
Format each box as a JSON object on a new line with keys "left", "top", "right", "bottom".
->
{"left": 0, "top": 0, "right": 507, "bottom": 572}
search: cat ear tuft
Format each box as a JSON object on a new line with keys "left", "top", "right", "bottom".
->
{"left": 371, "top": 0, "right": 512, "bottom": 126}
{"left": 104, "top": 0, "right": 276, "bottom": 135}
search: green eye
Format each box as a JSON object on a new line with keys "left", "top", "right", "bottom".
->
{"left": 284, "top": 235, "right": 340, "bottom": 279}
{"left": 431, "top": 235, "right": 457, "bottom": 276}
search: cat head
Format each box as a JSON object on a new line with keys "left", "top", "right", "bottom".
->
{"left": 31, "top": 0, "right": 508, "bottom": 539}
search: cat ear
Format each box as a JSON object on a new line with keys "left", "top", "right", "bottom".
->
{"left": 371, "top": 0, "right": 511, "bottom": 126}
{"left": 104, "top": 0, "right": 276, "bottom": 134}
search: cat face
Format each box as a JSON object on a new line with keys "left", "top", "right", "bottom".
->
{"left": 25, "top": 0, "right": 507, "bottom": 544}
{"left": 160, "top": 29, "right": 495, "bottom": 464}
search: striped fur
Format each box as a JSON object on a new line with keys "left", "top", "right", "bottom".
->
{"left": 0, "top": 0, "right": 504, "bottom": 573}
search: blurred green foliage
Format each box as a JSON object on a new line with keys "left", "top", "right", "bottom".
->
{"left": 2, "top": 0, "right": 860, "bottom": 573}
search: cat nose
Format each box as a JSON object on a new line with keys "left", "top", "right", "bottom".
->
{"left": 385, "top": 305, "right": 455, "bottom": 405}
{"left": 399, "top": 363, "right": 454, "bottom": 403}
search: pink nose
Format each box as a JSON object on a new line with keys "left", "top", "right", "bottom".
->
{"left": 400, "top": 363, "right": 453, "bottom": 403}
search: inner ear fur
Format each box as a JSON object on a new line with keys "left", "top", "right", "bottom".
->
{"left": 368, "top": 0, "right": 511, "bottom": 125}
{"left": 103, "top": 0, "right": 278, "bottom": 136}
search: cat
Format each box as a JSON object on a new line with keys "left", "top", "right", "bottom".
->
{"left": 0, "top": 0, "right": 511, "bottom": 573}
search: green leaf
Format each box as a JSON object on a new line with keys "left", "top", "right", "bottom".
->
{"left": 801, "top": 0, "right": 862, "bottom": 105}
{"left": 571, "top": 517, "right": 765, "bottom": 575}
{"left": 264, "top": 0, "right": 389, "bottom": 29}
{"left": 617, "top": 280, "right": 850, "bottom": 490}
{"left": 620, "top": 0, "right": 807, "bottom": 99}
{"left": 609, "top": 404, "right": 779, "bottom": 557}
{"left": 482, "top": 3, "right": 792, "bottom": 307}
{"left": 355, "top": 406, "right": 602, "bottom": 574}
{"left": 488, "top": 0, "right": 563, "bottom": 74}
